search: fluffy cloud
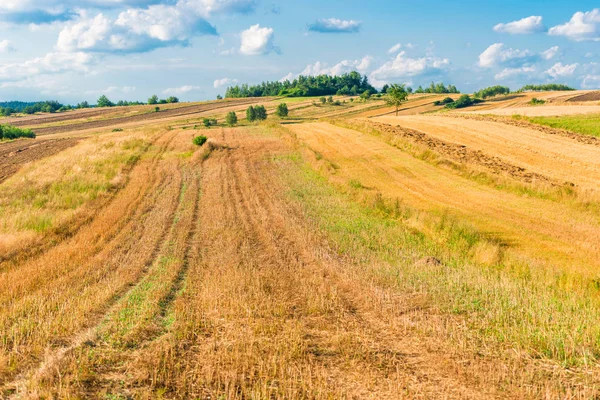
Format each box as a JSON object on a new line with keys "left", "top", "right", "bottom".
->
{"left": 162, "top": 85, "right": 202, "bottom": 94}
{"left": 388, "top": 43, "right": 414, "bottom": 54}
{"left": 541, "top": 46, "right": 559, "bottom": 60}
{"left": 0, "top": 52, "right": 95, "bottom": 81}
{"left": 308, "top": 18, "right": 361, "bottom": 33}
{"left": 56, "top": 6, "right": 217, "bottom": 54}
{"left": 493, "top": 16, "right": 545, "bottom": 34}
{"left": 581, "top": 74, "right": 600, "bottom": 89}
{"left": 213, "top": 77, "right": 238, "bottom": 88}
{"left": 478, "top": 43, "right": 533, "bottom": 68}
{"left": 369, "top": 51, "right": 450, "bottom": 85}
{"left": 549, "top": 9, "right": 600, "bottom": 41}
{"left": 299, "top": 56, "right": 374, "bottom": 77}
{"left": 494, "top": 66, "right": 536, "bottom": 80}
{"left": 545, "top": 62, "right": 578, "bottom": 79}
{"left": 0, "top": 40, "right": 15, "bottom": 53}
{"left": 240, "top": 24, "right": 277, "bottom": 55}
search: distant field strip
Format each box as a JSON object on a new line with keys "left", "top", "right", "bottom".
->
{"left": 374, "top": 115, "right": 600, "bottom": 193}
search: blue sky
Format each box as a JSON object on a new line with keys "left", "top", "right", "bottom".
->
{"left": 0, "top": 0, "right": 598, "bottom": 103}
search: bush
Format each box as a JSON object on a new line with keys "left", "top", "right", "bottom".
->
{"left": 434, "top": 97, "right": 455, "bottom": 106}
{"left": 319, "top": 97, "right": 327, "bottom": 104}
{"left": 154, "top": 107, "right": 160, "bottom": 112}
{"left": 445, "top": 94, "right": 482, "bottom": 109}
{"left": 0, "top": 124, "right": 36, "bottom": 140}
{"left": 275, "top": 103, "right": 289, "bottom": 117}
{"left": 246, "top": 106, "right": 256, "bottom": 122}
{"left": 529, "top": 98, "right": 546, "bottom": 105}
{"left": 254, "top": 105, "right": 267, "bottom": 120}
{"left": 112, "top": 128, "right": 123, "bottom": 132}
{"left": 327, "top": 96, "right": 333, "bottom": 103}
{"left": 203, "top": 118, "right": 218, "bottom": 128}
{"left": 225, "top": 111, "right": 238, "bottom": 126}
{"left": 193, "top": 135, "right": 208, "bottom": 146}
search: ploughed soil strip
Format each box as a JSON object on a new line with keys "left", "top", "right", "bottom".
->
{"left": 566, "top": 91, "right": 600, "bottom": 102}
{"left": 0, "top": 138, "right": 81, "bottom": 184}
{"left": 364, "top": 120, "right": 563, "bottom": 187}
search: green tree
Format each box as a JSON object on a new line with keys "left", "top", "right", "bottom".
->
{"left": 217, "top": 94, "right": 223, "bottom": 100}
{"left": 225, "top": 111, "right": 238, "bottom": 126}
{"left": 203, "top": 118, "right": 212, "bottom": 128}
{"left": 246, "top": 106, "right": 256, "bottom": 122}
{"left": 381, "top": 84, "right": 390, "bottom": 94}
{"left": 385, "top": 84, "right": 409, "bottom": 116}
{"left": 148, "top": 95, "right": 159, "bottom": 105}
{"left": 97, "top": 95, "right": 113, "bottom": 108}
{"left": 254, "top": 105, "right": 267, "bottom": 120}
{"left": 155, "top": 106, "right": 160, "bottom": 112}
{"left": 319, "top": 97, "right": 326, "bottom": 104}
{"left": 360, "top": 90, "right": 371, "bottom": 101}
{"left": 166, "top": 96, "right": 179, "bottom": 103}
{"left": 275, "top": 103, "right": 288, "bottom": 117}
{"left": 327, "top": 96, "right": 333, "bottom": 103}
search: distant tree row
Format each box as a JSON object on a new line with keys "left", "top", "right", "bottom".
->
{"left": 0, "top": 124, "right": 35, "bottom": 140}
{"left": 413, "top": 82, "right": 460, "bottom": 94}
{"left": 225, "top": 71, "right": 376, "bottom": 98}
{"left": 517, "top": 84, "right": 575, "bottom": 92}
{"left": 473, "top": 85, "right": 510, "bottom": 99}
{"left": 96, "top": 95, "right": 179, "bottom": 108}
{"left": 147, "top": 95, "right": 179, "bottom": 105}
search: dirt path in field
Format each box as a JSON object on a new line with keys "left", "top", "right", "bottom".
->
{"left": 287, "top": 122, "right": 600, "bottom": 275}
{"left": 0, "top": 128, "right": 197, "bottom": 396}
{"left": 0, "top": 138, "right": 81, "bottom": 184}
{"left": 374, "top": 115, "right": 600, "bottom": 193}
{"left": 466, "top": 105, "right": 600, "bottom": 116}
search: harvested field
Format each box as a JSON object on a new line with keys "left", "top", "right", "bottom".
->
{"left": 374, "top": 115, "right": 600, "bottom": 192}
{"left": 3, "top": 93, "right": 600, "bottom": 398}
{"left": 0, "top": 138, "right": 80, "bottom": 184}
{"left": 286, "top": 122, "right": 600, "bottom": 274}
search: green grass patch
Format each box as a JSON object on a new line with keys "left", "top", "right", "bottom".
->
{"left": 520, "top": 113, "right": 600, "bottom": 138}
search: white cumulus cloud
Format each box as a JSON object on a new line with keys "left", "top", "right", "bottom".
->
{"left": 478, "top": 43, "right": 532, "bottom": 68}
{"left": 162, "top": 85, "right": 202, "bottom": 95}
{"left": 369, "top": 51, "right": 450, "bottom": 86}
{"left": 0, "top": 40, "right": 15, "bottom": 52}
{"left": 494, "top": 66, "right": 536, "bottom": 80}
{"left": 549, "top": 9, "right": 600, "bottom": 41}
{"left": 541, "top": 46, "right": 559, "bottom": 60}
{"left": 493, "top": 16, "right": 545, "bottom": 34}
{"left": 239, "top": 24, "right": 277, "bottom": 55}
{"left": 545, "top": 62, "right": 578, "bottom": 79}
{"left": 213, "top": 77, "right": 238, "bottom": 88}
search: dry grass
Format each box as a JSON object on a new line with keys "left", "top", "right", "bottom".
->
{"left": 2, "top": 96, "right": 600, "bottom": 399}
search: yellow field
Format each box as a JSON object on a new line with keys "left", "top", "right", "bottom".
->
{"left": 1, "top": 94, "right": 600, "bottom": 398}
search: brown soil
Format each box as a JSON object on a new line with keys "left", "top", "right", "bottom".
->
{"left": 566, "top": 91, "right": 600, "bottom": 102}
{"left": 365, "top": 120, "right": 563, "bottom": 187}
{"left": 0, "top": 138, "right": 81, "bottom": 184}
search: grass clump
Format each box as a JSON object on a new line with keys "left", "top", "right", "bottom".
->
{"left": 193, "top": 135, "right": 208, "bottom": 146}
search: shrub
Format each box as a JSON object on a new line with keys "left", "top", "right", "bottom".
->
{"left": 327, "top": 96, "right": 333, "bottom": 103}
{"left": 445, "top": 94, "right": 482, "bottom": 109}
{"left": 225, "top": 111, "right": 238, "bottom": 126}
{"left": 154, "top": 107, "right": 160, "bottom": 112}
{"left": 434, "top": 97, "right": 455, "bottom": 106}
{"left": 333, "top": 100, "right": 342, "bottom": 106}
{"left": 319, "top": 97, "right": 327, "bottom": 104}
{"left": 112, "top": 128, "right": 123, "bottom": 132}
{"left": 275, "top": 103, "right": 289, "bottom": 117}
{"left": 0, "top": 124, "right": 36, "bottom": 140}
{"left": 529, "top": 98, "right": 546, "bottom": 105}
{"left": 254, "top": 105, "right": 267, "bottom": 120}
{"left": 246, "top": 106, "right": 256, "bottom": 122}
{"left": 193, "top": 135, "right": 208, "bottom": 146}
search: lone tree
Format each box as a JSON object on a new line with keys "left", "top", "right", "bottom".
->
{"left": 225, "top": 111, "right": 238, "bottom": 126}
{"left": 385, "top": 84, "right": 409, "bottom": 116}
{"left": 246, "top": 105, "right": 256, "bottom": 122}
{"left": 148, "top": 95, "right": 159, "bottom": 105}
{"left": 97, "top": 95, "right": 114, "bottom": 108}
{"left": 275, "top": 103, "right": 288, "bottom": 117}
{"left": 166, "top": 96, "right": 179, "bottom": 103}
